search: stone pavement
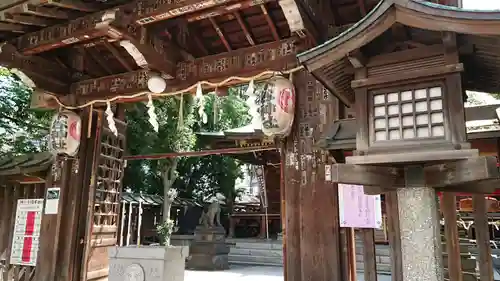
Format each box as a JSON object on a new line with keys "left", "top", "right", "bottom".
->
{"left": 185, "top": 265, "right": 392, "bottom": 281}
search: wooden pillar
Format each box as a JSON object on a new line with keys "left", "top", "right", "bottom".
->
{"left": 34, "top": 158, "right": 72, "bottom": 281}
{"left": 283, "top": 71, "right": 342, "bottom": 281}
{"left": 34, "top": 108, "right": 99, "bottom": 281}
{"left": 385, "top": 192, "right": 403, "bottom": 281}
{"left": 473, "top": 195, "right": 494, "bottom": 281}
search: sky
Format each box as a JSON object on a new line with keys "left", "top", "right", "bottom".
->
{"left": 462, "top": 0, "right": 500, "bottom": 10}
{"left": 460, "top": 0, "right": 500, "bottom": 106}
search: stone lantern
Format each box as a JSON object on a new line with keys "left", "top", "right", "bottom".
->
{"left": 297, "top": 1, "right": 500, "bottom": 280}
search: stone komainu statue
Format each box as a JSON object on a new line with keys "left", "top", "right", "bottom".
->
{"left": 199, "top": 193, "right": 226, "bottom": 228}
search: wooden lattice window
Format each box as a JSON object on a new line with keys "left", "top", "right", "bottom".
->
{"left": 371, "top": 85, "right": 445, "bottom": 142}
{"left": 94, "top": 128, "right": 125, "bottom": 227}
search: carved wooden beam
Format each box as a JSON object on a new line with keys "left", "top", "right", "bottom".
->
{"left": 13, "top": 9, "right": 118, "bottom": 55}
{"left": 65, "top": 38, "right": 302, "bottom": 106}
{"left": 0, "top": 43, "right": 70, "bottom": 95}
{"left": 125, "top": 0, "right": 239, "bottom": 25}
{"left": 174, "top": 37, "right": 302, "bottom": 87}
{"left": 70, "top": 69, "right": 155, "bottom": 103}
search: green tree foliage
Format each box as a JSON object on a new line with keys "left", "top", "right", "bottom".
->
{"left": 0, "top": 68, "right": 52, "bottom": 154}
{"left": 123, "top": 88, "right": 251, "bottom": 204}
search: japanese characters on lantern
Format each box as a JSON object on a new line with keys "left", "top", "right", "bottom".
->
{"left": 49, "top": 111, "right": 82, "bottom": 156}
{"left": 259, "top": 75, "right": 295, "bottom": 137}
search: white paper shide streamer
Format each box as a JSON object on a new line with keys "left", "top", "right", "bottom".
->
{"left": 245, "top": 79, "right": 260, "bottom": 129}
{"left": 146, "top": 94, "right": 159, "bottom": 132}
{"left": 196, "top": 83, "right": 208, "bottom": 124}
{"left": 105, "top": 101, "right": 118, "bottom": 136}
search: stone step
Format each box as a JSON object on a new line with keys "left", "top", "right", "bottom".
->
{"left": 230, "top": 242, "right": 283, "bottom": 250}
{"left": 229, "top": 253, "right": 283, "bottom": 266}
{"left": 230, "top": 247, "right": 283, "bottom": 257}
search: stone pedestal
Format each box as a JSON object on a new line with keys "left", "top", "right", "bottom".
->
{"left": 186, "top": 226, "right": 230, "bottom": 270}
{"left": 109, "top": 245, "right": 189, "bottom": 281}
{"left": 397, "top": 186, "right": 443, "bottom": 281}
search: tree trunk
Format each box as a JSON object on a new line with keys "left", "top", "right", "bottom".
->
{"left": 162, "top": 158, "right": 178, "bottom": 223}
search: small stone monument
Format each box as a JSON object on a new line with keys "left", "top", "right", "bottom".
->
{"left": 109, "top": 188, "right": 189, "bottom": 281}
{"left": 186, "top": 193, "right": 230, "bottom": 270}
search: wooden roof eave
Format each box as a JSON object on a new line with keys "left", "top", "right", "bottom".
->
{"left": 297, "top": 0, "right": 500, "bottom": 73}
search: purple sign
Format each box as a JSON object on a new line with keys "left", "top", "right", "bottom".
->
{"left": 338, "top": 184, "right": 382, "bottom": 229}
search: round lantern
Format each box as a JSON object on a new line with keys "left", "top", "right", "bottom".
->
{"left": 49, "top": 111, "right": 82, "bottom": 156}
{"left": 259, "top": 75, "right": 295, "bottom": 137}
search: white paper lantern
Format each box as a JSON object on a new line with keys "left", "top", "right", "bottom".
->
{"left": 260, "top": 75, "right": 295, "bottom": 137}
{"left": 147, "top": 75, "right": 167, "bottom": 94}
{"left": 49, "top": 111, "right": 82, "bottom": 156}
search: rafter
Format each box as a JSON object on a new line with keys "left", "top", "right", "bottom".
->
{"left": 185, "top": 0, "right": 274, "bottom": 22}
{"left": 0, "top": 43, "right": 70, "bottom": 95}
{"left": 108, "top": 24, "right": 180, "bottom": 78}
{"left": 85, "top": 48, "right": 113, "bottom": 75}
{"left": 260, "top": 4, "right": 280, "bottom": 41}
{"left": 103, "top": 40, "right": 133, "bottom": 72}
{"left": 234, "top": 11, "right": 255, "bottom": 46}
{"left": 209, "top": 17, "right": 232, "bottom": 51}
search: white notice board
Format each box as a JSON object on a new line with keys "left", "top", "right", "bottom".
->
{"left": 10, "top": 199, "right": 44, "bottom": 266}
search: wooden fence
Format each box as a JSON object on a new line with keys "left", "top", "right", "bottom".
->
{"left": 0, "top": 183, "right": 46, "bottom": 281}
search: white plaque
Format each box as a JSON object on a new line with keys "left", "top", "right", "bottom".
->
{"left": 325, "top": 165, "right": 332, "bottom": 182}
{"left": 45, "top": 187, "right": 60, "bottom": 214}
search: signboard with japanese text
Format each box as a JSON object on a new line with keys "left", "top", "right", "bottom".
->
{"left": 338, "top": 184, "right": 382, "bottom": 229}
{"left": 10, "top": 199, "right": 44, "bottom": 266}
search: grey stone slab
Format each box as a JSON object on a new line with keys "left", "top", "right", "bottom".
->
{"left": 185, "top": 265, "right": 393, "bottom": 281}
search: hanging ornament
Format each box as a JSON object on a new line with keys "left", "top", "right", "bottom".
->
{"left": 245, "top": 79, "right": 260, "bottom": 129}
{"left": 146, "top": 94, "right": 159, "bottom": 132}
{"left": 49, "top": 110, "right": 82, "bottom": 156}
{"left": 105, "top": 101, "right": 118, "bottom": 136}
{"left": 178, "top": 93, "right": 184, "bottom": 130}
{"left": 245, "top": 79, "right": 255, "bottom": 96}
{"left": 213, "top": 95, "right": 219, "bottom": 124}
{"left": 260, "top": 75, "right": 295, "bottom": 137}
{"left": 196, "top": 82, "right": 207, "bottom": 124}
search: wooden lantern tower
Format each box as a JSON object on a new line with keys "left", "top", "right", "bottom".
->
{"left": 298, "top": 1, "right": 500, "bottom": 281}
